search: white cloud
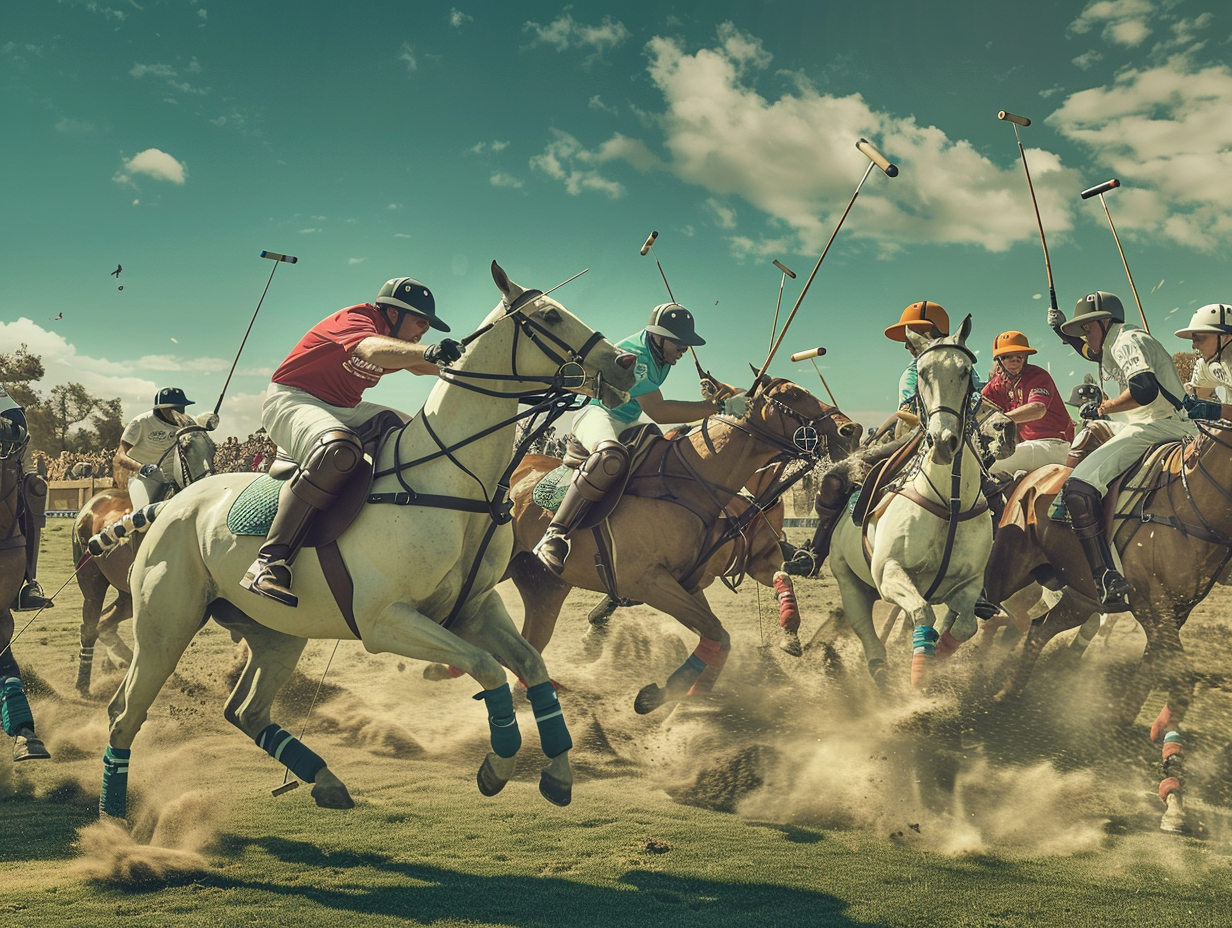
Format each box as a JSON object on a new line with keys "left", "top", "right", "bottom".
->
{"left": 399, "top": 42, "right": 417, "bottom": 72}
{"left": 1068, "top": 0, "right": 1155, "bottom": 47}
{"left": 130, "top": 58, "right": 206, "bottom": 95}
{"left": 523, "top": 12, "right": 630, "bottom": 59}
{"left": 198, "top": 9, "right": 208, "bottom": 24}
{"left": 297, "top": 228, "right": 322, "bottom": 234}
{"left": 114, "top": 148, "right": 188, "bottom": 186}
{"left": 449, "top": 8, "right": 472, "bottom": 28}
{"left": 490, "top": 173, "right": 524, "bottom": 189}
{"left": 1072, "top": 49, "right": 1103, "bottom": 70}
{"left": 136, "top": 354, "right": 229, "bottom": 373}
{"left": 347, "top": 257, "right": 367, "bottom": 265}
{"left": 1047, "top": 53, "right": 1232, "bottom": 251}
{"left": 529, "top": 130, "right": 627, "bottom": 198}
{"left": 706, "top": 198, "right": 737, "bottom": 229}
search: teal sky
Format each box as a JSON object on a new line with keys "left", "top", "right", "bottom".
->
{"left": 2, "top": 0, "right": 1229, "bottom": 439}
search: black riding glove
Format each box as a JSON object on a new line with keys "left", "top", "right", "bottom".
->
{"left": 424, "top": 338, "right": 464, "bottom": 367}
{"left": 1079, "top": 401, "right": 1104, "bottom": 421}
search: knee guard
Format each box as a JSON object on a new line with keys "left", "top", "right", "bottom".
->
{"left": 814, "top": 471, "right": 849, "bottom": 513}
{"left": 22, "top": 472, "right": 47, "bottom": 530}
{"left": 574, "top": 440, "right": 630, "bottom": 503}
{"left": 1065, "top": 421, "right": 1112, "bottom": 469}
{"left": 289, "top": 429, "right": 363, "bottom": 509}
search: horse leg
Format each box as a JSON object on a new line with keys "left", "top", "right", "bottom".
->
{"left": 507, "top": 552, "right": 575, "bottom": 655}
{"left": 626, "top": 570, "right": 731, "bottom": 714}
{"left": 829, "top": 550, "right": 887, "bottom": 688}
{"left": 97, "top": 593, "right": 134, "bottom": 669}
{"left": 213, "top": 607, "right": 352, "bottom": 810}
{"left": 1140, "top": 614, "right": 1194, "bottom": 834}
{"left": 1, "top": 642, "right": 51, "bottom": 762}
{"left": 455, "top": 589, "right": 573, "bottom": 807}
{"left": 993, "top": 590, "right": 1092, "bottom": 702}
{"left": 938, "top": 581, "right": 982, "bottom": 662}
{"left": 877, "top": 561, "right": 937, "bottom": 688}
{"left": 364, "top": 600, "right": 531, "bottom": 801}
{"left": 74, "top": 556, "right": 111, "bottom": 698}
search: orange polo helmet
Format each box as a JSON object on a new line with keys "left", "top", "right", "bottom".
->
{"left": 992, "top": 330, "right": 1037, "bottom": 358}
{"left": 884, "top": 301, "right": 950, "bottom": 342}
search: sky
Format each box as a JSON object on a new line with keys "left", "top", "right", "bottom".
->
{"left": 2, "top": 0, "right": 1229, "bottom": 441}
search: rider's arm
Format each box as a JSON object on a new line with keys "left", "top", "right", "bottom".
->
{"left": 115, "top": 439, "right": 142, "bottom": 473}
{"left": 352, "top": 336, "right": 441, "bottom": 377}
{"left": 1053, "top": 322, "right": 1100, "bottom": 362}
{"left": 637, "top": 389, "right": 718, "bottom": 425}
{"left": 1005, "top": 401, "right": 1046, "bottom": 424}
{"left": 1098, "top": 384, "right": 1145, "bottom": 416}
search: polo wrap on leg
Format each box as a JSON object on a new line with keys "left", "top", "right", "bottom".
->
{"left": 527, "top": 681, "right": 572, "bottom": 758}
{"left": 256, "top": 723, "right": 327, "bottom": 782}
{"left": 474, "top": 683, "right": 522, "bottom": 759}
{"left": 773, "top": 572, "right": 800, "bottom": 634}
{"left": 100, "top": 746, "right": 131, "bottom": 819}
{"left": 1, "top": 676, "right": 34, "bottom": 736}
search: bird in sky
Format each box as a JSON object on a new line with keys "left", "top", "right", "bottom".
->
{"left": 111, "top": 264, "right": 122, "bottom": 278}
{"left": 50, "top": 312, "right": 63, "bottom": 321}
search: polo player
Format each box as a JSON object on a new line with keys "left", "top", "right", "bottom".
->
{"left": 115, "top": 387, "right": 220, "bottom": 510}
{"left": 1, "top": 383, "right": 51, "bottom": 613}
{"left": 982, "top": 331, "right": 1073, "bottom": 476}
{"left": 1175, "top": 302, "right": 1232, "bottom": 419}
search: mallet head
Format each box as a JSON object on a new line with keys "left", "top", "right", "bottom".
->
{"left": 789, "top": 347, "right": 826, "bottom": 362}
{"left": 772, "top": 259, "right": 797, "bottom": 279}
{"left": 640, "top": 231, "right": 658, "bottom": 256}
{"left": 997, "top": 111, "right": 1031, "bottom": 127}
{"left": 1081, "top": 178, "right": 1120, "bottom": 200}
{"left": 856, "top": 138, "right": 899, "bottom": 177}
{"left": 260, "top": 251, "right": 298, "bottom": 263}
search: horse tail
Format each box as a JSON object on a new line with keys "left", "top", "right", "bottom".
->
{"left": 86, "top": 504, "right": 162, "bottom": 558}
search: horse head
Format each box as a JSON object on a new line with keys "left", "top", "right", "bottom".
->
{"left": 745, "top": 374, "right": 863, "bottom": 461}
{"left": 462, "top": 261, "right": 636, "bottom": 408}
{"left": 159, "top": 411, "right": 217, "bottom": 488}
{"left": 973, "top": 395, "right": 1018, "bottom": 464}
{"left": 906, "top": 314, "right": 976, "bottom": 466}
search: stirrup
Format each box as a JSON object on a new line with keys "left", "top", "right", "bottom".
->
{"left": 1096, "top": 569, "right": 1131, "bottom": 612}
{"left": 14, "top": 580, "right": 53, "bottom": 612}
{"left": 240, "top": 558, "right": 298, "bottom": 607}
{"left": 973, "top": 595, "right": 1002, "bottom": 621}
{"left": 533, "top": 529, "right": 570, "bottom": 574}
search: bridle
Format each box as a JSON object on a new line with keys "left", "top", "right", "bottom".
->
{"left": 154, "top": 423, "right": 215, "bottom": 490}
{"left": 723, "top": 380, "right": 845, "bottom": 458}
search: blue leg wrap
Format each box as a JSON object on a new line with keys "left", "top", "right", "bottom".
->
{"left": 1, "top": 676, "right": 34, "bottom": 736}
{"left": 666, "top": 653, "right": 706, "bottom": 692}
{"left": 527, "top": 681, "right": 572, "bottom": 758}
{"left": 256, "top": 723, "right": 327, "bottom": 782}
{"left": 912, "top": 625, "right": 939, "bottom": 656}
{"left": 473, "top": 684, "right": 522, "bottom": 759}
{"left": 100, "top": 746, "right": 131, "bottom": 819}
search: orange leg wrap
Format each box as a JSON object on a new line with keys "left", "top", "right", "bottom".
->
{"left": 936, "top": 630, "right": 962, "bottom": 660}
{"left": 686, "top": 637, "right": 730, "bottom": 697}
{"left": 772, "top": 571, "right": 800, "bottom": 633}
{"left": 1150, "top": 705, "right": 1174, "bottom": 743}
{"left": 1158, "top": 776, "right": 1182, "bottom": 802}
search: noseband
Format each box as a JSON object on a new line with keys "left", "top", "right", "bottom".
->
{"left": 913, "top": 341, "right": 980, "bottom": 444}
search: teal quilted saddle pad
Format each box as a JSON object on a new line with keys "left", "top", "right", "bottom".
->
{"left": 227, "top": 475, "right": 283, "bottom": 536}
{"left": 531, "top": 464, "right": 572, "bottom": 514}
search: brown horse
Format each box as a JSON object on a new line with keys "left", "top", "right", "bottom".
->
{"left": 71, "top": 419, "right": 215, "bottom": 697}
{"left": 500, "top": 377, "right": 861, "bottom": 714}
{"left": 1, "top": 436, "right": 50, "bottom": 761}
{"left": 983, "top": 423, "right": 1232, "bottom": 833}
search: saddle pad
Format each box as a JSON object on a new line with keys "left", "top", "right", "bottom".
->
{"left": 227, "top": 475, "right": 283, "bottom": 536}
{"left": 532, "top": 464, "right": 573, "bottom": 514}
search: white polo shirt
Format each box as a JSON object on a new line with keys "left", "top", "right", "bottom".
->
{"left": 1100, "top": 323, "right": 1186, "bottom": 424}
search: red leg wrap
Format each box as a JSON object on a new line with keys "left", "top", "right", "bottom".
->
{"left": 936, "top": 630, "right": 962, "bottom": 660}
{"left": 686, "top": 637, "right": 730, "bottom": 697}
{"left": 1150, "top": 705, "right": 1174, "bottom": 743}
{"left": 1161, "top": 741, "right": 1183, "bottom": 761}
{"left": 773, "top": 571, "right": 800, "bottom": 634}
{"left": 1158, "top": 776, "right": 1182, "bottom": 802}
{"left": 911, "top": 652, "right": 932, "bottom": 688}
{"left": 447, "top": 665, "right": 466, "bottom": 679}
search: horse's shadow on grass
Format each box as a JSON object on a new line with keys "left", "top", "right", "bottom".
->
{"left": 200, "top": 833, "right": 884, "bottom": 928}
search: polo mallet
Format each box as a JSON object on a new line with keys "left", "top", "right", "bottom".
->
{"left": 1081, "top": 178, "right": 1150, "bottom": 333}
{"left": 768, "top": 259, "right": 797, "bottom": 350}
{"left": 640, "top": 230, "right": 710, "bottom": 382}
{"left": 215, "top": 251, "right": 298, "bottom": 416}
{"left": 789, "top": 347, "right": 838, "bottom": 406}
{"left": 758, "top": 138, "right": 899, "bottom": 380}
{"left": 997, "top": 111, "right": 1059, "bottom": 319}
{"left": 273, "top": 640, "right": 339, "bottom": 797}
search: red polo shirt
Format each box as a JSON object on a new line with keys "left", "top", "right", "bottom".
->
{"left": 272, "top": 303, "right": 392, "bottom": 408}
{"left": 982, "top": 362, "right": 1074, "bottom": 442}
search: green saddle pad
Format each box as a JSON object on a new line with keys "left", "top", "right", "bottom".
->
{"left": 227, "top": 474, "right": 283, "bottom": 536}
{"left": 532, "top": 464, "right": 573, "bottom": 514}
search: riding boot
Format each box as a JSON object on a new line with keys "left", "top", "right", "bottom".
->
{"left": 14, "top": 473, "right": 51, "bottom": 612}
{"left": 788, "top": 472, "right": 849, "bottom": 577}
{"left": 1063, "top": 478, "right": 1131, "bottom": 612}
{"left": 972, "top": 474, "right": 1005, "bottom": 620}
{"left": 241, "top": 428, "right": 363, "bottom": 607}
{"left": 534, "top": 441, "right": 629, "bottom": 574}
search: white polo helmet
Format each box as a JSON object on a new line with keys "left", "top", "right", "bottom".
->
{"left": 1174, "top": 303, "right": 1232, "bottom": 338}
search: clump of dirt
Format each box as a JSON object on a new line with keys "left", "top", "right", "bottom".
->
{"left": 72, "top": 818, "right": 212, "bottom": 885}
{"left": 271, "top": 667, "right": 347, "bottom": 715}
{"left": 641, "top": 836, "right": 671, "bottom": 854}
{"left": 669, "top": 744, "right": 778, "bottom": 813}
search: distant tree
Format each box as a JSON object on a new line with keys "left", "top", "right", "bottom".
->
{"left": 0, "top": 345, "right": 124, "bottom": 456}
{"left": 0, "top": 344, "right": 44, "bottom": 409}
{"left": 1172, "top": 350, "right": 1198, "bottom": 385}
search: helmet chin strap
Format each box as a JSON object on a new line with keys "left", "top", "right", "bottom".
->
{"left": 647, "top": 332, "right": 666, "bottom": 365}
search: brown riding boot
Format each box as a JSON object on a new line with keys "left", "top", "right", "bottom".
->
{"left": 241, "top": 429, "right": 362, "bottom": 607}
{"left": 534, "top": 440, "right": 629, "bottom": 574}
{"left": 807, "top": 473, "right": 851, "bottom": 572}
{"left": 1063, "top": 478, "right": 1131, "bottom": 612}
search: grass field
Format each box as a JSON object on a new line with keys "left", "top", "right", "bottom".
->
{"left": 5, "top": 521, "right": 1231, "bottom": 927}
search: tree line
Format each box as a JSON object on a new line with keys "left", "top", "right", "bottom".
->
{"left": 0, "top": 345, "right": 124, "bottom": 456}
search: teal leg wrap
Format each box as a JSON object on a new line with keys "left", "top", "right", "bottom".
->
{"left": 666, "top": 653, "right": 706, "bottom": 692}
{"left": 1, "top": 676, "right": 34, "bottom": 736}
{"left": 474, "top": 683, "right": 522, "bottom": 759}
{"left": 527, "top": 681, "right": 572, "bottom": 758}
{"left": 912, "top": 625, "right": 939, "bottom": 656}
{"left": 100, "top": 746, "right": 131, "bottom": 819}
{"left": 256, "top": 724, "right": 327, "bottom": 782}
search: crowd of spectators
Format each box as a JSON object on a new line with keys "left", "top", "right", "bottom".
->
{"left": 31, "top": 430, "right": 279, "bottom": 483}
{"left": 212, "top": 430, "right": 279, "bottom": 474}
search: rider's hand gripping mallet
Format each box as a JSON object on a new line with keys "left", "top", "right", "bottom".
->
{"left": 768, "top": 259, "right": 797, "bottom": 351}
{"left": 757, "top": 138, "right": 899, "bottom": 380}
{"left": 639, "top": 230, "right": 711, "bottom": 383}
{"left": 1080, "top": 178, "right": 1150, "bottom": 334}
{"left": 789, "top": 347, "right": 839, "bottom": 406}
{"left": 997, "top": 111, "right": 1060, "bottom": 320}
{"left": 215, "top": 251, "right": 298, "bottom": 417}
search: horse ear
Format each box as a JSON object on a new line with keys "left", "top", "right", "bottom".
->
{"left": 904, "top": 329, "right": 928, "bottom": 353}
{"left": 491, "top": 261, "right": 525, "bottom": 303}
{"left": 747, "top": 364, "right": 770, "bottom": 396}
{"left": 958, "top": 313, "right": 973, "bottom": 344}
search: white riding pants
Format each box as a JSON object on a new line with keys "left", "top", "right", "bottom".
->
{"left": 1069, "top": 415, "right": 1195, "bottom": 494}
{"left": 262, "top": 383, "right": 400, "bottom": 465}
{"left": 989, "top": 437, "right": 1071, "bottom": 477}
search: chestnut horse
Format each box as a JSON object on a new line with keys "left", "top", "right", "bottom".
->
{"left": 984, "top": 422, "right": 1232, "bottom": 833}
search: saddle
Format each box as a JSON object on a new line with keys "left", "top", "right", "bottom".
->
{"left": 851, "top": 430, "right": 924, "bottom": 526}
{"left": 550, "top": 422, "right": 666, "bottom": 530}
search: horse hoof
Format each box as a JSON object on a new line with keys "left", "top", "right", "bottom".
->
{"left": 13, "top": 733, "right": 51, "bottom": 762}
{"left": 539, "top": 770, "right": 572, "bottom": 807}
{"left": 778, "top": 630, "right": 803, "bottom": 657}
{"left": 477, "top": 753, "right": 510, "bottom": 797}
{"left": 310, "top": 769, "right": 354, "bottom": 809}
{"left": 423, "top": 663, "right": 456, "bottom": 682}
{"left": 1160, "top": 793, "right": 1186, "bottom": 834}
{"left": 634, "top": 683, "right": 666, "bottom": 715}
{"left": 869, "top": 661, "right": 889, "bottom": 693}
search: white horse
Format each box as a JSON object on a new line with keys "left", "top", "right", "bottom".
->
{"left": 829, "top": 316, "right": 994, "bottom": 689}
{"left": 98, "top": 262, "right": 636, "bottom": 821}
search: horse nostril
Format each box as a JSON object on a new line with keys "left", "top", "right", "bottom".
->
{"left": 616, "top": 352, "right": 635, "bottom": 370}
